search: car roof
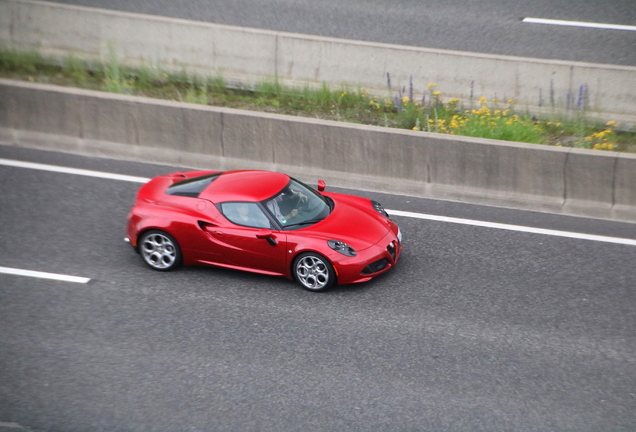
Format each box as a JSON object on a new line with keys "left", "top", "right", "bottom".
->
{"left": 198, "top": 170, "right": 290, "bottom": 203}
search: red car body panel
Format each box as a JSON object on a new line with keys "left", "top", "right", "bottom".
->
{"left": 127, "top": 170, "right": 402, "bottom": 286}
{"left": 199, "top": 170, "right": 289, "bottom": 202}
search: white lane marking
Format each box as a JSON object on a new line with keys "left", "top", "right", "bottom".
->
{"left": 2, "top": 158, "right": 635, "bottom": 247}
{"left": 0, "top": 266, "right": 91, "bottom": 284}
{"left": 0, "top": 158, "right": 150, "bottom": 183}
{"left": 523, "top": 17, "right": 636, "bottom": 32}
{"left": 0, "top": 423, "right": 25, "bottom": 430}
{"left": 388, "top": 210, "right": 636, "bottom": 246}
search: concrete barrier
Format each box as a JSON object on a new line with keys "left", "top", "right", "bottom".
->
{"left": 1, "top": 0, "right": 636, "bottom": 125}
{"left": 1, "top": 79, "right": 635, "bottom": 223}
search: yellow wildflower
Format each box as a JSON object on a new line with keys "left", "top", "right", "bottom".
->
{"left": 593, "top": 143, "right": 614, "bottom": 151}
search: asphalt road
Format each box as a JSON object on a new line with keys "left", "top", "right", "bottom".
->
{"left": 1, "top": 145, "right": 635, "bottom": 431}
{"left": 48, "top": 0, "right": 636, "bottom": 66}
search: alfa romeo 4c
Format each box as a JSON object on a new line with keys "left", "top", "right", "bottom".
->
{"left": 126, "top": 170, "right": 402, "bottom": 291}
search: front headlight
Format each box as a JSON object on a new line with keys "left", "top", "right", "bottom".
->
{"left": 397, "top": 227, "right": 402, "bottom": 244}
{"left": 372, "top": 200, "right": 389, "bottom": 218}
{"left": 327, "top": 240, "right": 357, "bottom": 257}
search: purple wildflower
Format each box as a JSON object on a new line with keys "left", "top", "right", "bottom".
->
{"left": 577, "top": 84, "right": 586, "bottom": 107}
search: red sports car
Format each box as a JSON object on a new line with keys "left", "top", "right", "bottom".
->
{"left": 126, "top": 170, "right": 402, "bottom": 291}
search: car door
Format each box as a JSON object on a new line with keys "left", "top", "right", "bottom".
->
{"left": 203, "top": 202, "right": 288, "bottom": 276}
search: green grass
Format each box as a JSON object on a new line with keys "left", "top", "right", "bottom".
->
{"left": 1, "top": 47, "right": 634, "bottom": 152}
{"left": 0, "top": 48, "right": 44, "bottom": 74}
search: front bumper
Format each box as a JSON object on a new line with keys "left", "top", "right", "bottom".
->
{"left": 331, "top": 229, "right": 402, "bottom": 285}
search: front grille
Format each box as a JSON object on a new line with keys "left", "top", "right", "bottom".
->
{"left": 361, "top": 258, "right": 389, "bottom": 275}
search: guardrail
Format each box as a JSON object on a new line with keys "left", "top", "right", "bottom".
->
{"left": 1, "top": 79, "right": 635, "bottom": 222}
{"left": 1, "top": 0, "right": 636, "bottom": 125}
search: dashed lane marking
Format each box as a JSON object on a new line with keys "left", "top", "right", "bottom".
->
{"left": 0, "top": 422, "right": 26, "bottom": 430}
{"left": 0, "top": 266, "right": 91, "bottom": 284}
{"left": 387, "top": 210, "right": 636, "bottom": 246}
{"left": 522, "top": 17, "right": 636, "bottom": 32}
{"left": 0, "top": 158, "right": 149, "bottom": 183}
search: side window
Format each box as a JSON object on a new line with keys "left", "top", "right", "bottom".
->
{"left": 220, "top": 202, "right": 271, "bottom": 229}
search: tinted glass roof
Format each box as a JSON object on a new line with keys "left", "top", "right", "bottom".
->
{"left": 166, "top": 173, "right": 221, "bottom": 198}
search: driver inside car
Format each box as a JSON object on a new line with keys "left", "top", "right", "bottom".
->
{"left": 266, "top": 187, "right": 308, "bottom": 224}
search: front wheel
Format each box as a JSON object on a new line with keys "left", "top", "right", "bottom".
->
{"left": 139, "top": 230, "right": 182, "bottom": 271}
{"left": 293, "top": 252, "right": 335, "bottom": 292}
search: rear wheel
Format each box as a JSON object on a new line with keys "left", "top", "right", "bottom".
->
{"left": 139, "top": 230, "right": 182, "bottom": 271}
{"left": 293, "top": 252, "right": 335, "bottom": 292}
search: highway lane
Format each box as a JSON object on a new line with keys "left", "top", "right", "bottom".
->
{"left": 1, "top": 146, "right": 636, "bottom": 431}
{"left": 48, "top": 0, "right": 636, "bottom": 66}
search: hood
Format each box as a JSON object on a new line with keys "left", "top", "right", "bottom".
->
{"left": 301, "top": 193, "right": 391, "bottom": 250}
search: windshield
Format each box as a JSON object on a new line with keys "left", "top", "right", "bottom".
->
{"left": 264, "top": 179, "right": 331, "bottom": 229}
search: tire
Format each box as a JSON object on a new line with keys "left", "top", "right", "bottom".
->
{"left": 293, "top": 252, "right": 335, "bottom": 292}
{"left": 139, "top": 230, "right": 182, "bottom": 271}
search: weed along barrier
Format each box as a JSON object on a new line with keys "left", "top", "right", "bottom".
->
{"left": 1, "top": 47, "right": 635, "bottom": 153}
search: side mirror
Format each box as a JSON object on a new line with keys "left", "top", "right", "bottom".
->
{"left": 256, "top": 229, "right": 277, "bottom": 246}
{"left": 317, "top": 180, "right": 326, "bottom": 191}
